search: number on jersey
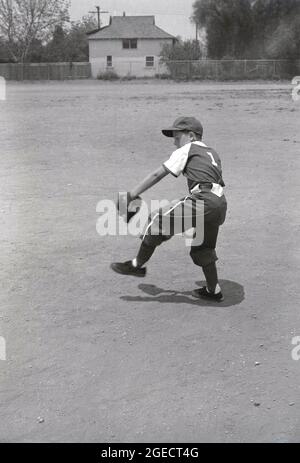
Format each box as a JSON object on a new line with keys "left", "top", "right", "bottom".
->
{"left": 207, "top": 151, "right": 218, "bottom": 167}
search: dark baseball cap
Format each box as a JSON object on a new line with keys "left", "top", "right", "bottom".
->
{"left": 162, "top": 116, "right": 203, "bottom": 138}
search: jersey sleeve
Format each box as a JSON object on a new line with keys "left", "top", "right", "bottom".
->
{"left": 163, "top": 144, "right": 191, "bottom": 177}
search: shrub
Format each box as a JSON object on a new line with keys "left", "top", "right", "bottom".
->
{"left": 97, "top": 70, "right": 119, "bottom": 80}
{"left": 155, "top": 73, "right": 171, "bottom": 79}
{"left": 120, "top": 74, "right": 137, "bottom": 81}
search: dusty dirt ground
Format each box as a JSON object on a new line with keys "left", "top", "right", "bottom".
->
{"left": 0, "top": 80, "right": 299, "bottom": 443}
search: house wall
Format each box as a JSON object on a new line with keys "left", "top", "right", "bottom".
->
{"left": 89, "top": 38, "right": 173, "bottom": 77}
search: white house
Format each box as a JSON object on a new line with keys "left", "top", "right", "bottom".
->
{"left": 87, "top": 15, "right": 176, "bottom": 78}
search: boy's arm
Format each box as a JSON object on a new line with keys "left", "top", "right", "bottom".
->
{"left": 130, "top": 165, "right": 169, "bottom": 199}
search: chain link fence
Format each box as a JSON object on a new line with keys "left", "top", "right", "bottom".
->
{"left": 158, "top": 59, "right": 300, "bottom": 80}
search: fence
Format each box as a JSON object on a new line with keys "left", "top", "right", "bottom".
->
{"left": 0, "top": 59, "right": 299, "bottom": 81}
{"left": 0, "top": 62, "right": 91, "bottom": 81}
{"left": 158, "top": 59, "right": 300, "bottom": 80}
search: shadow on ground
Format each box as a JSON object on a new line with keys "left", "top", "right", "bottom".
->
{"left": 121, "top": 280, "right": 245, "bottom": 308}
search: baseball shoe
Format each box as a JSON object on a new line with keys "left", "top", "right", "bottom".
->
{"left": 110, "top": 261, "right": 146, "bottom": 278}
{"left": 192, "top": 286, "right": 224, "bottom": 302}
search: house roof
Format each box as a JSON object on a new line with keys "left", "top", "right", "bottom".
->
{"left": 87, "top": 16, "right": 175, "bottom": 40}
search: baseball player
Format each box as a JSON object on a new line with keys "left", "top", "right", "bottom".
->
{"left": 111, "top": 117, "right": 227, "bottom": 301}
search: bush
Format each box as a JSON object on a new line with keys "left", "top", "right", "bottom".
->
{"left": 155, "top": 73, "right": 171, "bottom": 79}
{"left": 120, "top": 74, "right": 137, "bottom": 81}
{"left": 97, "top": 70, "right": 119, "bottom": 80}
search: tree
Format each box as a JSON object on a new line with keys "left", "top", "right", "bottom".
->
{"left": 160, "top": 39, "right": 202, "bottom": 63}
{"left": 26, "top": 37, "right": 44, "bottom": 62}
{"left": 0, "top": 0, "right": 70, "bottom": 62}
{"left": 65, "top": 15, "right": 98, "bottom": 62}
{"left": 252, "top": 0, "right": 300, "bottom": 58}
{"left": 44, "top": 15, "right": 97, "bottom": 62}
{"left": 45, "top": 24, "right": 67, "bottom": 61}
{"left": 192, "top": 0, "right": 254, "bottom": 58}
{"left": 0, "top": 36, "right": 10, "bottom": 61}
{"left": 159, "top": 39, "right": 203, "bottom": 79}
{"left": 265, "top": 15, "right": 300, "bottom": 59}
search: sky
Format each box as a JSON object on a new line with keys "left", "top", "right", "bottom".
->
{"left": 69, "top": 0, "right": 196, "bottom": 40}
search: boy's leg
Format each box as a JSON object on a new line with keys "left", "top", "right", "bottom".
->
{"left": 190, "top": 222, "right": 223, "bottom": 300}
{"left": 135, "top": 195, "right": 190, "bottom": 267}
{"left": 190, "top": 193, "right": 227, "bottom": 299}
{"left": 135, "top": 241, "right": 157, "bottom": 267}
{"left": 110, "top": 199, "right": 181, "bottom": 276}
{"left": 110, "top": 234, "right": 170, "bottom": 277}
{"left": 202, "top": 261, "right": 219, "bottom": 294}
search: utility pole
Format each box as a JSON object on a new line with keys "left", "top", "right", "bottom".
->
{"left": 89, "top": 5, "right": 109, "bottom": 29}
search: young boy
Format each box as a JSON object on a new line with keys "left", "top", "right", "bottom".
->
{"left": 111, "top": 117, "right": 227, "bottom": 301}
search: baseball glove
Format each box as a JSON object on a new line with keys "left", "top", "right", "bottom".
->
{"left": 117, "top": 192, "right": 142, "bottom": 223}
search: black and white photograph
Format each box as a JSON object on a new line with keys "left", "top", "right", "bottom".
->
{"left": 0, "top": 0, "right": 300, "bottom": 445}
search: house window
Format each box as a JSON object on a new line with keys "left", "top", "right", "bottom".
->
{"left": 146, "top": 56, "right": 154, "bottom": 67}
{"left": 123, "top": 39, "right": 137, "bottom": 49}
{"left": 107, "top": 56, "right": 112, "bottom": 67}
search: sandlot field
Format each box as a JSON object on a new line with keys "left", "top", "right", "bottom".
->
{"left": 0, "top": 79, "right": 300, "bottom": 443}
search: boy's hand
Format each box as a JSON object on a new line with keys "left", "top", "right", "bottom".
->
{"left": 117, "top": 192, "right": 142, "bottom": 223}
